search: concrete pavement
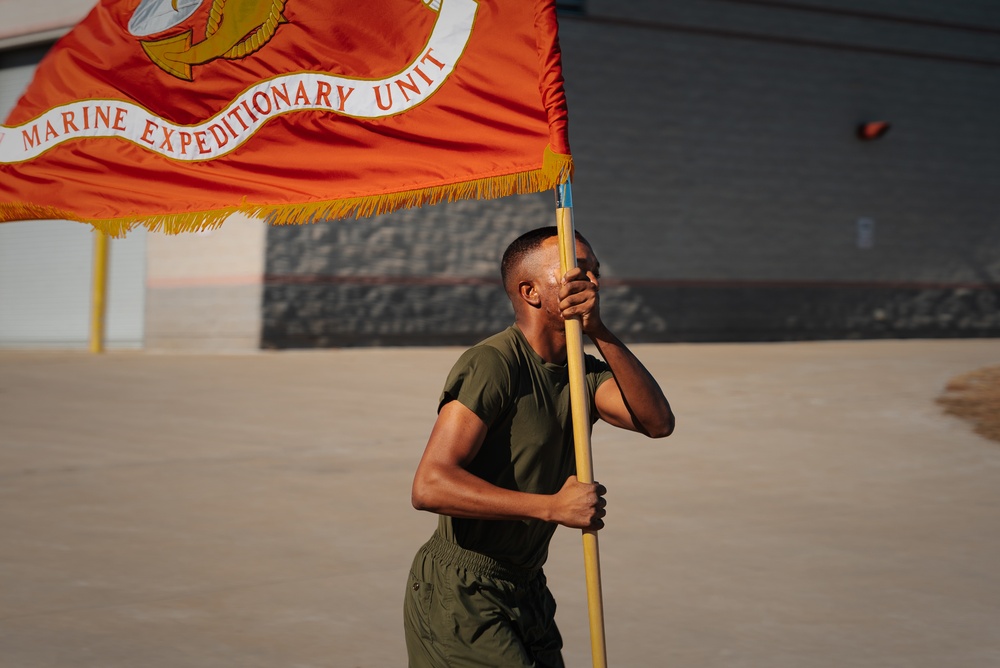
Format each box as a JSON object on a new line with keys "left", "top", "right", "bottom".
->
{"left": 1, "top": 338, "right": 998, "bottom": 667}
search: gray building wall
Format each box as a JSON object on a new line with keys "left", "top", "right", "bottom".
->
{"left": 263, "top": 0, "right": 1000, "bottom": 347}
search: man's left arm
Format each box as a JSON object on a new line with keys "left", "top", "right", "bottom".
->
{"left": 590, "top": 326, "right": 674, "bottom": 437}
{"left": 560, "top": 267, "right": 675, "bottom": 438}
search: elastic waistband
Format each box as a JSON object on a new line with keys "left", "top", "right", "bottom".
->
{"left": 424, "top": 533, "right": 540, "bottom": 585}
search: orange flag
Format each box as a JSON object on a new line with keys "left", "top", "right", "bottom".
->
{"left": 0, "top": 0, "right": 572, "bottom": 236}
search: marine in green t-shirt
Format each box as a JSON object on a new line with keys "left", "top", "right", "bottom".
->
{"left": 436, "top": 324, "right": 614, "bottom": 571}
{"left": 404, "top": 227, "right": 674, "bottom": 668}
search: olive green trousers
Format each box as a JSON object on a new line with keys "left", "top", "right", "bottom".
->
{"left": 403, "top": 533, "right": 564, "bottom": 668}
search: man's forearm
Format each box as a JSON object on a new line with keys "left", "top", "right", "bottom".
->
{"left": 412, "top": 464, "right": 605, "bottom": 530}
{"left": 589, "top": 324, "right": 674, "bottom": 437}
{"left": 412, "top": 462, "right": 554, "bottom": 522}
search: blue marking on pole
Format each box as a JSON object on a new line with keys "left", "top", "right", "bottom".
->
{"left": 556, "top": 181, "right": 573, "bottom": 209}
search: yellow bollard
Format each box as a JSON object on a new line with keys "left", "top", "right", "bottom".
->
{"left": 89, "top": 230, "right": 109, "bottom": 354}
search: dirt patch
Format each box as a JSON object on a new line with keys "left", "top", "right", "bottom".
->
{"left": 937, "top": 365, "right": 1000, "bottom": 443}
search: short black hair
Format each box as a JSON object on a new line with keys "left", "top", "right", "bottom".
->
{"left": 500, "top": 226, "right": 591, "bottom": 290}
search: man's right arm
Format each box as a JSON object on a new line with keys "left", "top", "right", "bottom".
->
{"left": 410, "top": 399, "right": 606, "bottom": 530}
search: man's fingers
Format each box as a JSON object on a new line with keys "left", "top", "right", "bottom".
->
{"left": 557, "top": 477, "right": 610, "bottom": 529}
{"left": 561, "top": 282, "right": 594, "bottom": 296}
{"left": 559, "top": 291, "right": 597, "bottom": 316}
{"left": 560, "top": 298, "right": 591, "bottom": 314}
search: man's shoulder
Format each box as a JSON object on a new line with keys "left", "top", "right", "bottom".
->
{"left": 452, "top": 327, "right": 520, "bottom": 373}
{"left": 474, "top": 326, "right": 522, "bottom": 356}
{"left": 440, "top": 328, "right": 521, "bottom": 417}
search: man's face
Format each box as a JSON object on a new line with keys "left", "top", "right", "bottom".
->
{"left": 536, "top": 237, "right": 600, "bottom": 324}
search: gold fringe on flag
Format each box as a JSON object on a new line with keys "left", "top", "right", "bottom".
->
{"left": 0, "top": 147, "right": 573, "bottom": 238}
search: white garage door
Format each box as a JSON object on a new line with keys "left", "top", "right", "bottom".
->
{"left": 0, "top": 44, "right": 145, "bottom": 349}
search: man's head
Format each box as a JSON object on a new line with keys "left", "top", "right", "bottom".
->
{"left": 500, "top": 226, "right": 599, "bottom": 322}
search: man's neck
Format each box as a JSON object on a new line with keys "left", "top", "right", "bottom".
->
{"left": 516, "top": 317, "right": 568, "bottom": 365}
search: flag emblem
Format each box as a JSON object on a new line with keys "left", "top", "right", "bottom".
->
{"left": 134, "top": 0, "right": 291, "bottom": 81}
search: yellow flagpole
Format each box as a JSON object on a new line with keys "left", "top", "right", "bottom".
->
{"left": 89, "top": 230, "right": 109, "bottom": 354}
{"left": 555, "top": 181, "right": 608, "bottom": 668}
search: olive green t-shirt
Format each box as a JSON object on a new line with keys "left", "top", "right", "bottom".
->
{"left": 435, "top": 325, "right": 614, "bottom": 571}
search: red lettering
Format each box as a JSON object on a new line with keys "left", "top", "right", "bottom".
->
{"left": 94, "top": 106, "right": 111, "bottom": 129}
{"left": 44, "top": 121, "right": 59, "bottom": 141}
{"left": 315, "top": 81, "right": 332, "bottom": 107}
{"left": 395, "top": 74, "right": 420, "bottom": 102}
{"left": 159, "top": 127, "right": 175, "bottom": 151}
{"left": 194, "top": 130, "right": 211, "bottom": 155}
{"left": 140, "top": 119, "right": 158, "bottom": 145}
{"left": 21, "top": 124, "right": 40, "bottom": 150}
{"left": 420, "top": 49, "right": 446, "bottom": 70}
{"left": 294, "top": 81, "right": 310, "bottom": 106}
{"left": 373, "top": 84, "right": 393, "bottom": 111}
{"left": 61, "top": 111, "right": 79, "bottom": 133}
{"left": 413, "top": 66, "right": 433, "bottom": 86}
{"left": 226, "top": 107, "right": 250, "bottom": 131}
{"left": 271, "top": 83, "right": 290, "bottom": 110}
{"left": 208, "top": 124, "right": 230, "bottom": 147}
{"left": 252, "top": 91, "right": 272, "bottom": 116}
{"left": 112, "top": 107, "right": 128, "bottom": 131}
{"left": 240, "top": 100, "right": 259, "bottom": 122}
{"left": 179, "top": 131, "right": 193, "bottom": 154}
{"left": 336, "top": 85, "right": 354, "bottom": 111}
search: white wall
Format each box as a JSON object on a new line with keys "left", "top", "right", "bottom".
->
{"left": 1, "top": 41, "right": 146, "bottom": 349}
{"left": 0, "top": 0, "right": 93, "bottom": 45}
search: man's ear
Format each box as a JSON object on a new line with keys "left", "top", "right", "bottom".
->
{"left": 518, "top": 280, "right": 541, "bottom": 308}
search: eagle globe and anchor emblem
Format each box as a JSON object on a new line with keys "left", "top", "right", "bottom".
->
{"left": 128, "top": 0, "right": 446, "bottom": 81}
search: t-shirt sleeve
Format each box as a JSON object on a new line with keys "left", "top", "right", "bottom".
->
{"left": 585, "top": 354, "right": 615, "bottom": 423}
{"left": 438, "top": 345, "right": 513, "bottom": 428}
